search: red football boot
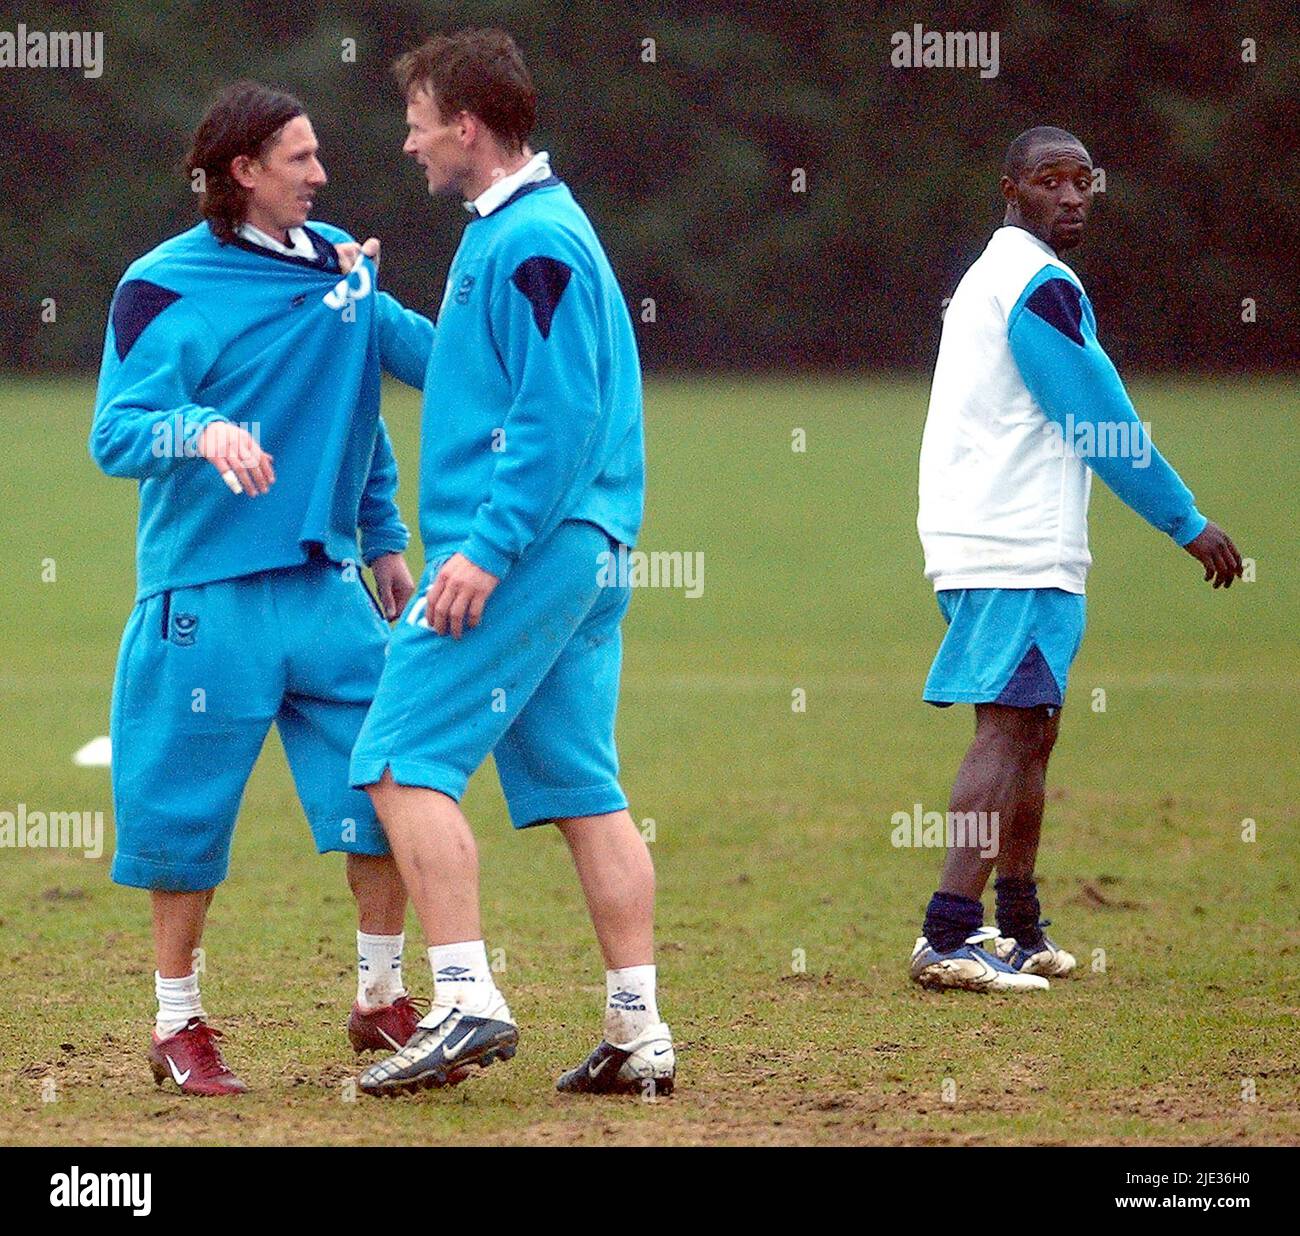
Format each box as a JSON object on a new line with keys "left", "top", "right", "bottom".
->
{"left": 148, "top": 1018, "right": 249, "bottom": 1096}
{"left": 347, "top": 993, "right": 429, "bottom": 1053}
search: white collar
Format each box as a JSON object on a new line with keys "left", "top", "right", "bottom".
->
{"left": 237, "top": 221, "right": 316, "bottom": 259}
{"left": 464, "top": 151, "right": 552, "bottom": 218}
{"left": 998, "top": 224, "right": 1058, "bottom": 259}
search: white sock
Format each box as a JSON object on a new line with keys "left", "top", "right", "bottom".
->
{"left": 427, "top": 940, "right": 500, "bottom": 1017}
{"left": 155, "top": 970, "right": 204, "bottom": 1038}
{"left": 605, "top": 964, "right": 659, "bottom": 1046}
{"left": 356, "top": 931, "right": 406, "bottom": 1009}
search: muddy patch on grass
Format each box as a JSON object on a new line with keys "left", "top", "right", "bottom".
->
{"left": 1066, "top": 879, "right": 1145, "bottom": 911}
{"left": 6, "top": 1075, "right": 1300, "bottom": 1147}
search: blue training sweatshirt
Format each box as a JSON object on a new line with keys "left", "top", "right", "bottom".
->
{"left": 90, "top": 220, "right": 434, "bottom": 600}
{"left": 1007, "top": 264, "right": 1206, "bottom": 546}
{"left": 419, "top": 177, "right": 645, "bottom": 579}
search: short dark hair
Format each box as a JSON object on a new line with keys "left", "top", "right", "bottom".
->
{"left": 393, "top": 28, "right": 535, "bottom": 152}
{"left": 185, "top": 80, "right": 306, "bottom": 242}
{"left": 1003, "top": 125, "right": 1087, "bottom": 181}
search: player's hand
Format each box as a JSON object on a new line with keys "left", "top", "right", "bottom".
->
{"left": 198, "top": 421, "right": 275, "bottom": 497}
{"left": 370, "top": 552, "right": 416, "bottom": 621}
{"left": 335, "top": 237, "right": 380, "bottom": 274}
{"left": 1183, "top": 521, "right": 1243, "bottom": 589}
{"left": 425, "top": 553, "right": 500, "bottom": 638}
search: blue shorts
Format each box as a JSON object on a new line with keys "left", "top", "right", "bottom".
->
{"left": 350, "top": 520, "right": 632, "bottom": 829}
{"left": 109, "top": 557, "right": 393, "bottom": 892}
{"left": 924, "top": 587, "right": 1086, "bottom": 710}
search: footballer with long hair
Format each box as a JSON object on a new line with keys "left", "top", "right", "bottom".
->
{"left": 91, "top": 81, "right": 435, "bottom": 1093}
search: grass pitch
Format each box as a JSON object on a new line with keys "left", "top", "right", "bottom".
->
{"left": 0, "top": 374, "right": 1296, "bottom": 1145}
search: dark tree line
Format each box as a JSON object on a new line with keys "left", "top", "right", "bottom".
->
{"left": 2, "top": 0, "right": 1295, "bottom": 373}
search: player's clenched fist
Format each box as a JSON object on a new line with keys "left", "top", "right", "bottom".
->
{"left": 425, "top": 552, "right": 499, "bottom": 639}
{"left": 335, "top": 237, "right": 381, "bottom": 274}
{"left": 198, "top": 420, "right": 276, "bottom": 497}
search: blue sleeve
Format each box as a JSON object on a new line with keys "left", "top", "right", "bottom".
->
{"left": 89, "top": 283, "right": 228, "bottom": 479}
{"left": 358, "top": 415, "right": 409, "bottom": 564}
{"left": 458, "top": 251, "right": 601, "bottom": 579}
{"left": 376, "top": 291, "right": 434, "bottom": 389}
{"left": 1007, "top": 270, "right": 1207, "bottom": 546}
{"left": 312, "top": 229, "right": 431, "bottom": 387}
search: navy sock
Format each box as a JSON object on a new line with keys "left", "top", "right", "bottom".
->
{"left": 922, "top": 892, "right": 984, "bottom": 954}
{"left": 994, "top": 876, "right": 1043, "bottom": 948}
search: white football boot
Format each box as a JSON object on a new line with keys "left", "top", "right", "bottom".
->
{"left": 993, "top": 922, "right": 1077, "bottom": 977}
{"left": 358, "top": 992, "right": 518, "bottom": 1096}
{"left": 556, "top": 1021, "right": 675, "bottom": 1096}
{"left": 910, "top": 927, "right": 1050, "bottom": 992}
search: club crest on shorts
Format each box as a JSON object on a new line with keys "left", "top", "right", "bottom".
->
{"left": 171, "top": 612, "right": 199, "bottom": 646}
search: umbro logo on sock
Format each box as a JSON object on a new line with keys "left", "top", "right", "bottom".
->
{"left": 437, "top": 965, "right": 475, "bottom": 981}
{"left": 609, "top": 991, "right": 646, "bottom": 1011}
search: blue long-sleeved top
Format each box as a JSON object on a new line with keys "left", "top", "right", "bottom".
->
{"left": 418, "top": 178, "right": 644, "bottom": 579}
{"left": 1007, "top": 265, "right": 1206, "bottom": 546}
{"left": 90, "top": 221, "right": 434, "bottom": 599}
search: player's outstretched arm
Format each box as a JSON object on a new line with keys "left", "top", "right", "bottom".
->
{"left": 1008, "top": 270, "right": 1214, "bottom": 553}
{"left": 336, "top": 237, "right": 434, "bottom": 389}
{"left": 376, "top": 291, "right": 435, "bottom": 389}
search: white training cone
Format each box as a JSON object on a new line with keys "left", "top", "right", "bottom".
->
{"left": 73, "top": 736, "right": 112, "bottom": 767}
